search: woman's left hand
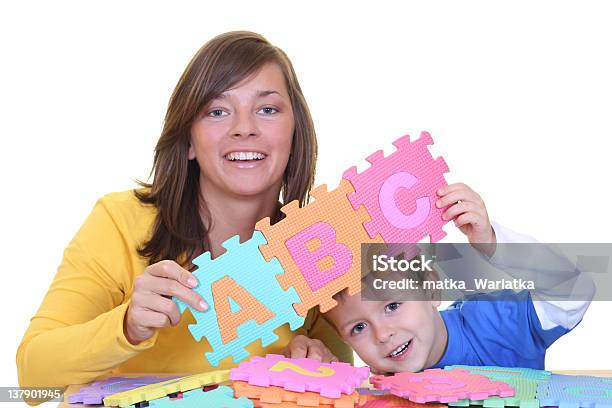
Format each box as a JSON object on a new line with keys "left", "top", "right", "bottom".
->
{"left": 283, "top": 335, "right": 339, "bottom": 363}
{"left": 436, "top": 183, "right": 497, "bottom": 256}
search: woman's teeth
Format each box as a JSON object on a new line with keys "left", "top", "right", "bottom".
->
{"left": 225, "top": 152, "right": 266, "bottom": 161}
{"left": 388, "top": 340, "right": 411, "bottom": 358}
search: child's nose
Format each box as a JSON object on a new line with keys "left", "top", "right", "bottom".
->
{"left": 374, "top": 325, "right": 395, "bottom": 343}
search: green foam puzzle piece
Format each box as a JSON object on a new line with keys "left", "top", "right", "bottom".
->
{"left": 445, "top": 365, "right": 551, "bottom": 408}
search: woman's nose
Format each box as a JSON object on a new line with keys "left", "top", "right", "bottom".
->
{"left": 230, "top": 109, "right": 258, "bottom": 138}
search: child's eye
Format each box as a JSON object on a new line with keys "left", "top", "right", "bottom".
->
{"left": 208, "top": 109, "right": 228, "bottom": 117}
{"left": 350, "top": 322, "right": 367, "bottom": 336}
{"left": 258, "top": 106, "right": 278, "bottom": 115}
{"left": 385, "top": 302, "right": 401, "bottom": 313}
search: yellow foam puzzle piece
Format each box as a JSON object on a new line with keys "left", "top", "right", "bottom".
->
{"left": 102, "top": 369, "right": 230, "bottom": 407}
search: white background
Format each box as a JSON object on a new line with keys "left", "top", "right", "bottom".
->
{"left": 1, "top": 0, "right": 611, "bottom": 391}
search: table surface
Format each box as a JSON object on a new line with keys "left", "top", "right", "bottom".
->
{"left": 58, "top": 370, "right": 612, "bottom": 408}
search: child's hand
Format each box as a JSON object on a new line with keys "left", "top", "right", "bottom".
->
{"left": 436, "top": 183, "right": 497, "bottom": 256}
{"left": 283, "top": 335, "right": 339, "bottom": 363}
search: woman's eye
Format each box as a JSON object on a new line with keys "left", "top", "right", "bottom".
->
{"left": 350, "top": 322, "right": 367, "bottom": 335}
{"left": 259, "top": 106, "right": 278, "bottom": 115}
{"left": 208, "top": 109, "right": 228, "bottom": 117}
{"left": 385, "top": 302, "right": 401, "bottom": 313}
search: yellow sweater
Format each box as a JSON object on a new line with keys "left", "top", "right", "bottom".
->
{"left": 17, "top": 190, "right": 352, "bottom": 391}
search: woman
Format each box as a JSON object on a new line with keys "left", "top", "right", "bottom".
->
{"left": 17, "top": 31, "right": 351, "bottom": 391}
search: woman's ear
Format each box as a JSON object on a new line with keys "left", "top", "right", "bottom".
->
{"left": 188, "top": 143, "right": 195, "bottom": 160}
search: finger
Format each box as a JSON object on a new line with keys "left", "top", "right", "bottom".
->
{"left": 146, "top": 275, "right": 208, "bottom": 312}
{"left": 139, "top": 309, "right": 172, "bottom": 329}
{"left": 148, "top": 260, "right": 199, "bottom": 289}
{"left": 437, "top": 183, "right": 471, "bottom": 196}
{"left": 288, "top": 337, "right": 308, "bottom": 359}
{"left": 144, "top": 294, "right": 182, "bottom": 326}
{"left": 439, "top": 183, "right": 484, "bottom": 206}
{"left": 290, "top": 344, "right": 308, "bottom": 359}
{"left": 320, "top": 351, "right": 339, "bottom": 363}
{"left": 305, "top": 345, "right": 323, "bottom": 361}
{"left": 455, "top": 212, "right": 479, "bottom": 228}
{"left": 436, "top": 189, "right": 482, "bottom": 209}
{"left": 442, "top": 201, "right": 483, "bottom": 221}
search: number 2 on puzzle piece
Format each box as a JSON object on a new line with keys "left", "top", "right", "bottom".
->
{"left": 174, "top": 232, "right": 304, "bottom": 367}
{"left": 230, "top": 354, "right": 370, "bottom": 399}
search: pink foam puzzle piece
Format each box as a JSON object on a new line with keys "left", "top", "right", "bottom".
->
{"left": 67, "top": 376, "right": 178, "bottom": 404}
{"left": 371, "top": 368, "right": 515, "bottom": 403}
{"left": 360, "top": 395, "right": 449, "bottom": 408}
{"left": 229, "top": 354, "right": 370, "bottom": 399}
{"left": 285, "top": 220, "right": 353, "bottom": 292}
{"left": 342, "top": 131, "right": 450, "bottom": 243}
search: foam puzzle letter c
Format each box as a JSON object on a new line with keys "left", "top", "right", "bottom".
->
{"left": 379, "top": 171, "right": 430, "bottom": 229}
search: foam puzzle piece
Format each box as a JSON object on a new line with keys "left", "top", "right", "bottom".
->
{"left": 445, "top": 366, "right": 551, "bottom": 382}
{"left": 103, "top": 370, "right": 230, "bottom": 407}
{"left": 173, "top": 231, "right": 305, "bottom": 367}
{"left": 255, "top": 402, "right": 334, "bottom": 408}
{"left": 230, "top": 354, "right": 370, "bottom": 399}
{"left": 342, "top": 131, "right": 449, "bottom": 243}
{"left": 232, "top": 380, "right": 367, "bottom": 407}
{"left": 256, "top": 180, "right": 384, "bottom": 315}
{"left": 148, "top": 386, "right": 253, "bottom": 408}
{"left": 448, "top": 378, "right": 539, "bottom": 408}
{"left": 371, "top": 368, "right": 515, "bottom": 403}
{"left": 356, "top": 387, "right": 391, "bottom": 395}
{"left": 445, "top": 366, "right": 550, "bottom": 408}
{"left": 536, "top": 374, "right": 612, "bottom": 408}
{"left": 360, "top": 394, "right": 449, "bottom": 407}
{"left": 252, "top": 400, "right": 340, "bottom": 408}
{"left": 67, "top": 376, "right": 177, "bottom": 404}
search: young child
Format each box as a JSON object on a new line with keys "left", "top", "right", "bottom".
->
{"left": 323, "top": 182, "right": 592, "bottom": 373}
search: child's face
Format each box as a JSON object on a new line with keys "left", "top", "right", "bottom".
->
{"left": 324, "top": 293, "right": 446, "bottom": 373}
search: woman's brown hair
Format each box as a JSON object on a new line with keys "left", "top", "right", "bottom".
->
{"left": 135, "top": 31, "right": 317, "bottom": 268}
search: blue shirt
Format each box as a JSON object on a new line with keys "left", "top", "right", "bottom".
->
{"left": 433, "top": 290, "right": 569, "bottom": 369}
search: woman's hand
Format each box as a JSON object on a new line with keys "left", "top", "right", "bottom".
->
{"left": 283, "top": 335, "right": 339, "bottom": 363}
{"left": 436, "top": 183, "right": 497, "bottom": 256}
{"left": 124, "top": 260, "right": 208, "bottom": 345}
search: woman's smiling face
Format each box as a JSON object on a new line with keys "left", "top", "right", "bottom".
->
{"left": 189, "top": 62, "right": 294, "bottom": 199}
